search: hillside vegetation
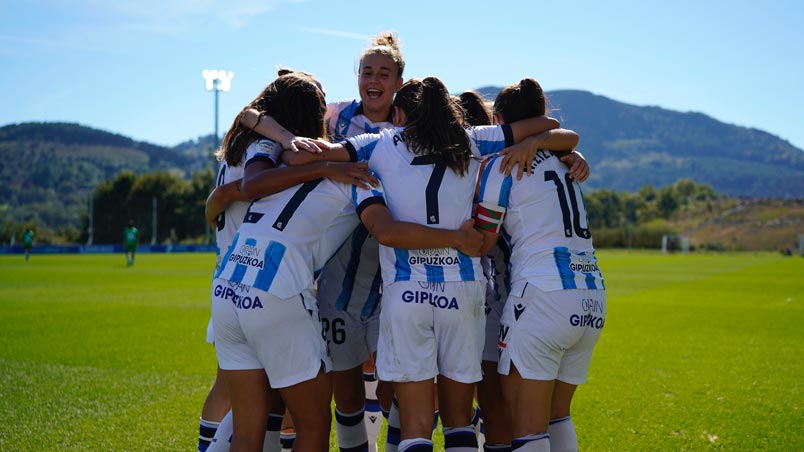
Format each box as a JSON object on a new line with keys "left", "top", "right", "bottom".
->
{"left": 586, "top": 179, "right": 804, "bottom": 251}
{"left": 476, "top": 87, "right": 804, "bottom": 198}
{"left": 2, "top": 85, "right": 803, "bottom": 248}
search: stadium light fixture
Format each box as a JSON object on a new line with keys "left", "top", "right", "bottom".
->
{"left": 202, "top": 69, "right": 233, "bottom": 246}
{"left": 202, "top": 69, "right": 234, "bottom": 147}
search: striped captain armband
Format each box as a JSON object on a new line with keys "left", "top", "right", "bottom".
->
{"left": 474, "top": 202, "right": 506, "bottom": 234}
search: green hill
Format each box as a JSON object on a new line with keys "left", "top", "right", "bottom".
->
{"left": 3, "top": 89, "right": 804, "bottom": 245}
{"left": 0, "top": 122, "right": 212, "bottom": 241}
{"left": 475, "top": 87, "right": 804, "bottom": 198}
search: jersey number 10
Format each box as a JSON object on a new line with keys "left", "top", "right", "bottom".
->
{"left": 544, "top": 170, "right": 591, "bottom": 239}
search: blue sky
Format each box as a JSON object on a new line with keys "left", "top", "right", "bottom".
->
{"left": 2, "top": 0, "right": 803, "bottom": 150}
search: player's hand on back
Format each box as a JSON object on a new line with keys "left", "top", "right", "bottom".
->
{"left": 455, "top": 219, "right": 484, "bottom": 257}
{"left": 318, "top": 161, "right": 378, "bottom": 189}
{"left": 286, "top": 136, "right": 330, "bottom": 154}
{"left": 559, "top": 150, "right": 590, "bottom": 182}
{"left": 499, "top": 140, "right": 537, "bottom": 180}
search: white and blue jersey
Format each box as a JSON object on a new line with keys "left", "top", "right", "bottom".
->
{"left": 315, "top": 223, "right": 383, "bottom": 318}
{"left": 327, "top": 99, "right": 394, "bottom": 142}
{"left": 213, "top": 139, "right": 280, "bottom": 275}
{"left": 314, "top": 100, "right": 394, "bottom": 318}
{"left": 343, "top": 124, "right": 513, "bottom": 285}
{"left": 477, "top": 151, "right": 605, "bottom": 294}
{"left": 215, "top": 139, "right": 383, "bottom": 298}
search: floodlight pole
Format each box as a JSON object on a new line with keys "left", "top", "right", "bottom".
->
{"left": 87, "top": 193, "right": 94, "bottom": 246}
{"left": 202, "top": 69, "right": 234, "bottom": 245}
{"left": 151, "top": 196, "right": 157, "bottom": 246}
{"left": 214, "top": 85, "right": 219, "bottom": 148}
{"left": 202, "top": 69, "right": 234, "bottom": 149}
{"left": 9, "top": 194, "right": 16, "bottom": 246}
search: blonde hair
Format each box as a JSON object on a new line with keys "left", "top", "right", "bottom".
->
{"left": 360, "top": 31, "right": 405, "bottom": 77}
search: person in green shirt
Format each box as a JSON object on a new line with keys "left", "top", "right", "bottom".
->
{"left": 123, "top": 220, "right": 139, "bottom": 266}
{"left": 22, "top": 228, "right": 34, "bottom": 261}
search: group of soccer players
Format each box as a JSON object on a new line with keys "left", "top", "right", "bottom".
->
{"left": 198, "top": 32, "right": 606, "bottom": 452}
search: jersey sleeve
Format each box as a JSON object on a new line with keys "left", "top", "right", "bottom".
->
{"left": 326, "top": 100, "right": 360, "bottom": 141}
{"left": 243, "top": 138, "right": 282, "bottom": 169}
{"left": 342, "top": 132, "right": 382, "bottom": 162}
{"left": 477, "top": 155, "right": 514, "bottom": 208}
{"left": 467, "top": 125, "right": 514, "bottom": 157}
{"left": 353, "top": 179, "right": 386, "bottom": 217}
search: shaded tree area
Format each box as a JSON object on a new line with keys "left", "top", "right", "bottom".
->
{"left": 585, "top": 179, "right": 721, "bottom": 248}
{"left": 82, "top": 169, "right": 214, "bottom": 244}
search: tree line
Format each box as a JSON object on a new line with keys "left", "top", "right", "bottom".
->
{"left": 83, "top": 169, "right": 215, "bottom": 245}
{"left": 2, "top": 165, "right": 722, "bottom": 249}
{"left": 584, "top": 178, "right": 721, "bottom": 248}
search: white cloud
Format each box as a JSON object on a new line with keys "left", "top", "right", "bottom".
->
{"left": 299, "top": 27, "right": 370, "bottom": 41}
{"left": 83, "top": 0, "right": 297, "bottom": 33}
{"left": 0, "top": 33, "right": 107, "bottom": 53}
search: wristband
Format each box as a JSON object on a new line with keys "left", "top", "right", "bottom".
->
{"left": 474, "top": 202, "right": 506, "bottom": 233}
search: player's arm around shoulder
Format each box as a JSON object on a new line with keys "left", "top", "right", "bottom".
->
{"left": 359, "top": 203, "right": 483, "bottom": 257}
{"left": 205, "top": 179, "right": 248, "bottom": 228}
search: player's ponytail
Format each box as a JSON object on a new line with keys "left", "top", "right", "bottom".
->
{"left": 457, "top": 90, "right": 492, "bottom": 127}
{"left": 493, "top": 77, "right": 548, "bottom": 124}
{"left": 220, "top": 74, "right": 326, "bottom": 166}
{"left": 395, "top": 77, "right": 471, "bottom": 176}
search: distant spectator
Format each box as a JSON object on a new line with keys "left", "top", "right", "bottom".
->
{"left": 22, "top": 228, "right": 34, "bottom": 261}
{"left": 123, "top": 220, "right": 139, "bottom": 266}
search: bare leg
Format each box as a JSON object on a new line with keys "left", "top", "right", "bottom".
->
{"left": 436, "top": 374, "right": 475, "bottom": 428}
{"left": 202, "top": 366, "right": 231, "bottom": 421}
{"left": 476, "top": 360, "right": 512, "bottom": 445}
{"left": 278, "top": 369, "right": 332, "bottom": 452}
{"left": 550, "top": 381, "right": 576, "bottom": 419}
{"left": 333, "top": 364, "right": 366, "bottom": 412}
{"left": 499, "top": 364, "right": 553, "bottom": 438}
{"left": 393, "top": 379, "right": 435, "bottom": 440}
{"left": 224, "top": 369, "right": 271, "bottom": 452}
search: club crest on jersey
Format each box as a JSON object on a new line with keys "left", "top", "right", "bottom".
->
{"left": 214, "top": 284, "right": 264, "bottom": 309}
{"left": 402, "top": 290, "right": 459, "bottom": 310}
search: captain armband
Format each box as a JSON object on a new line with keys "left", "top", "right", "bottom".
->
{"left": 474, "top": 202, "right": 507, "bottom": 234}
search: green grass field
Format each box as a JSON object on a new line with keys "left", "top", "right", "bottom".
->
{"left": 1, "top": 251, "right": 802, "bottom": 451}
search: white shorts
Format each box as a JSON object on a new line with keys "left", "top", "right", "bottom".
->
{"left": 497, "top": 284, "right": 605, "bottom": 385}
{"left": 319, "top": 300, "right": 380, "bottom": 371}
{"left": 205, "top": 316, "right": 215, "bottom": 344}
{"left": 211, "top": 278, "right": 331, "bottom": 388}
{"left": 376, "top": 280, "right": 485, "bottom": 384}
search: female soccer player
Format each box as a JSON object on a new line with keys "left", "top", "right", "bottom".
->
{"left": 201, "top": 70, "right": 376, "bottom": 452}
{"left": 240, "top": 32, "right": 406, "bottom": 452}
{"left": 475, "top": 78, "right": 605, "bottom": 452}
{"left": 457, "top": 87, "right": 588, "bottom": 452}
